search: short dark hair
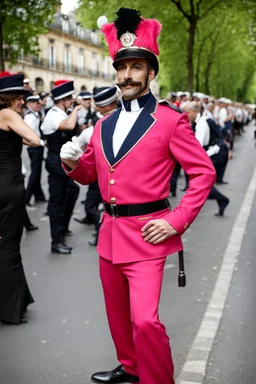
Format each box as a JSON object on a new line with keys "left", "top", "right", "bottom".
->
{"left": 0, "top": 93, "right": 20, "bottom": 110}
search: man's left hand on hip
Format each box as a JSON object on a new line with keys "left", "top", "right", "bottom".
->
{"left": 141, "top": 219, "right": 177, "bottom": 244}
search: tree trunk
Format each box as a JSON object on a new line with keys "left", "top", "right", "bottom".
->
{"left": 186, "top": 21, "right": 196, "bottom": 93}
{"left": 204, "top": 60, "right": 212, "bottom": 95}
{"left": 0, "top": 21, "right": 5, "bottom": 71}
{"left": 195, "top": 40, "right": 205, "bottom": 92}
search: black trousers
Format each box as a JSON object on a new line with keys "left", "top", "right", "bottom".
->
{"left": 46, "top": 155, "right": 80, "bottom": 245}
{"left": 84, "top": 182, "right": 102, "bottom": 233}
{"left": 26, "top": 147, "right": 45, "bottom": 204}
{"left": 211, "top": 147, "right": 229, "bottom": 183}
{"left": 207, "top": 186, "right": 229, "bottom": 209}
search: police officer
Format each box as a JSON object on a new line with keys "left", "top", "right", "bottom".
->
{"left": 41, "top": 80, "right": 81, "bottom": 254}
{"left": 24, "top": 92, "right": 46, "bottom": 205}
{"left": 77, "top": 91, "right": 97, "bottom": 132}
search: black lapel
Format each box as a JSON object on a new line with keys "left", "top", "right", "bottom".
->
{"left": 114, "top": 93, "right": 157, "bottom": 165}
{"left": 101, "top": 108, "right": 121, "bottom": 166}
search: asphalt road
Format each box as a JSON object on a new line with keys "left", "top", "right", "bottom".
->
{"left": 0, "top": 123, "right": 256, "bottom": 384}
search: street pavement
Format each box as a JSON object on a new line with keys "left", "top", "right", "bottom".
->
{"left": 0, "top": 123, "right": 256, "bottom": 384}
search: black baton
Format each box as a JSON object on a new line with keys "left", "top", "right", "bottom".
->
{"left": 178, "top": 250, "right": 186, "bottom": 287}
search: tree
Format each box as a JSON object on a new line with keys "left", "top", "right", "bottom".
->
{"left": 78, "top": 0, "right": 256, "bottom": 101}
{"left": 0, "top": 0, "right": 59, "bottom": 71}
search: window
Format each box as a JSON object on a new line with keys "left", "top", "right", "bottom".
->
{"left": 91, "top": 52, "right": 99, "bottom": 76}
{"left": 90, "top": 31, "right": 99, "bottom": 44}
{"left": 77, "top": 24, "right": 84, "bottom": 38}
{"left": 62, "top": 17, "right": 69, "bottom": 33}
{"left": 78, "top": 48, "right": 85, "bottom": 74}
{"left": 64, "top": 46, "right": 72, "bottom": 72}
{"left": 103, "top": 57, "right": 109, "bottom": 79}
{"left": 35, "top": 78, "right": 44, "bottom": 92}
{"left": 48, "top": 45, "right": 56, "bottom": 69}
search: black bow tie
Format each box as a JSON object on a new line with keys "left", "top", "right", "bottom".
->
{"left": 122, "top": 92, "right": 152, "bottom": 111}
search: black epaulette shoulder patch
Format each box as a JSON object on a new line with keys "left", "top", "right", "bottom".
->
{"left": 158, "top": 100, "right": 182, "bottom": 114}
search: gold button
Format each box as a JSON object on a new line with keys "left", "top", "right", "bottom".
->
{"left": 184, "top": 223, "right": 190, "bottom": 230}
{"left": 110, "top": 197, "right": 116, "bottom": 203}
{"left": 109, "top": 168, "right": 115, "bottom": 173}
{"left": 110, "top": 179, "right": 115, "bottom": 185}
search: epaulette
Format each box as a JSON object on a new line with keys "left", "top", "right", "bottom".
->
{"left": 158, "top": 100, "right": 182, "bottom": 114}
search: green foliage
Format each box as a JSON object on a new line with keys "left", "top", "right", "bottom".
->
{"left": 0, "top": 0, "right": 59, "bottom": 67}
{"left": 78, "top": 0, "right": 256, "bottom": 102}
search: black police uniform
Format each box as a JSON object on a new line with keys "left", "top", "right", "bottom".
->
{"left": 44, "top": 109, "right": 79, "bottom": 247}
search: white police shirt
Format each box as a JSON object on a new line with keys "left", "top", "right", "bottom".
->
{"left": 24, "top": 110, "right": 41, "bottom": 136}
{"left": 41, "top": 106, "right": 68, "bottom": 135}
{"left": 78, "top": 125, "right": 94, "bottom": 147}
{"left": 113, "top": 99, "right": 143, "bottom": 157}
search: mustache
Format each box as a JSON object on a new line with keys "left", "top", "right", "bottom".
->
{"left": 116, "top": 78, "right": 142, "bottom": 87}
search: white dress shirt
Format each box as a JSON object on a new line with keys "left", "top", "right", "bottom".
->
{"left": 113, "top": 99, "right": 143, "bottom": 157}
{"left": 41, "top": 106, "right": 68, "bottom": 135}
{"left": 195, "top": 115, "right": 210, "bottom": 147}
{"left": 24, "top": 110, "right": 41, "bottom": 136}
{"left": 195, "top": 115, "right": 220, "bottom": 157}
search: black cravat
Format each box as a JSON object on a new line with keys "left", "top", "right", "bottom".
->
{"left": 122, "top": 91, "right": 152, "bottom": 112}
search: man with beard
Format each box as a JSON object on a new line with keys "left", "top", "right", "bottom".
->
{"left": 60, "top": 8, "right": 216, "bottom": 384}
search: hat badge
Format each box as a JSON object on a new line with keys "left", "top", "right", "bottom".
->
{"left": 120, "top": 32, "right": 137, "bottom": 47}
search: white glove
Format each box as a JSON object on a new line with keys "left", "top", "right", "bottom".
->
{"left": 60, "top": 136, "right": 83, "bottom": 161}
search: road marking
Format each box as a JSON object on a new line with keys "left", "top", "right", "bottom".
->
{"left": 176, "top": 165, "right": 256, "bottom": 383}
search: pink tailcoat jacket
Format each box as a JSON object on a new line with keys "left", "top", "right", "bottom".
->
{"left": 64, "top": 94, "right": 216, "bottom": 263}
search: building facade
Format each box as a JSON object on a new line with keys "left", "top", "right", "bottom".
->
{"left": 4, "top": 8, "right": 160, "bottom": 97}
{"left": 5, "top": 10, "right": 117, "bottom": 94}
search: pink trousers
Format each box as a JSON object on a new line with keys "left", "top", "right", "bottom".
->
{"left": 99, "top": 256, "right": 175, "bottom": 384}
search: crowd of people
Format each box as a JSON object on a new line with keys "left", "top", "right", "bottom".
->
{"left": 0, "top": 72, "right": 254, "bottom": 323}
{"left": 0, "top": 6, "right": 255, "bottom": 384}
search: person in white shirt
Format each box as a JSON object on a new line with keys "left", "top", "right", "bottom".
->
{"left": 77, "top": 91, "right": 97, "bottom": 132}
{"left": 41, "top": 80, "right": 82, "bottom": 254}
{"left": 24, "top": 93, "right": 46, "bottom": 205}
{"left": 218, "top": 99, "right": 228, "bottom": 129}
{"left": 184, "top": 102, "right": 230, "bottom": 216}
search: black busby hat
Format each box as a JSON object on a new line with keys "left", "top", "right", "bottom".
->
{"left": 93, "top": 86, "right": 117, "bottom": 107}
{"left": 0, "top": 72, "right": 29, "bottom": 94}
{"left": 79, "top": 91, "right": 92, "bottom": 100}
{"left": 25, "top": 92, "right": 41, "bottom": 103}
{"left": 51, "top": 80, "right": 75, "bottom": 101}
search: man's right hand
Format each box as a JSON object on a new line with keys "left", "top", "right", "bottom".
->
{"left": 60, "top": 136, "right": 83, "bottom": 161}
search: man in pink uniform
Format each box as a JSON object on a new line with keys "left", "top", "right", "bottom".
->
{"left": 60, "top": 7, "right": 216, "bottom": 384}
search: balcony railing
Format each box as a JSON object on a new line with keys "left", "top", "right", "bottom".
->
{"left": 49, "top": 24, "right": 103, "bottom": 47}
{"left": 5, "top": 52, "right": 116, "bottom": 80}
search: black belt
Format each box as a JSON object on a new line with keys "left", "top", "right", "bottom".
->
{"left": 104, "top": 198, "right": 186, "bottom": 288}
{"left": 104, "top": 198, "right": 170, "bottom": 218}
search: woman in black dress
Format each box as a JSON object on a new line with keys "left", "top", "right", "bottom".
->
{"left": 0, "top": 73, "right": 41, "bottom": 324}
